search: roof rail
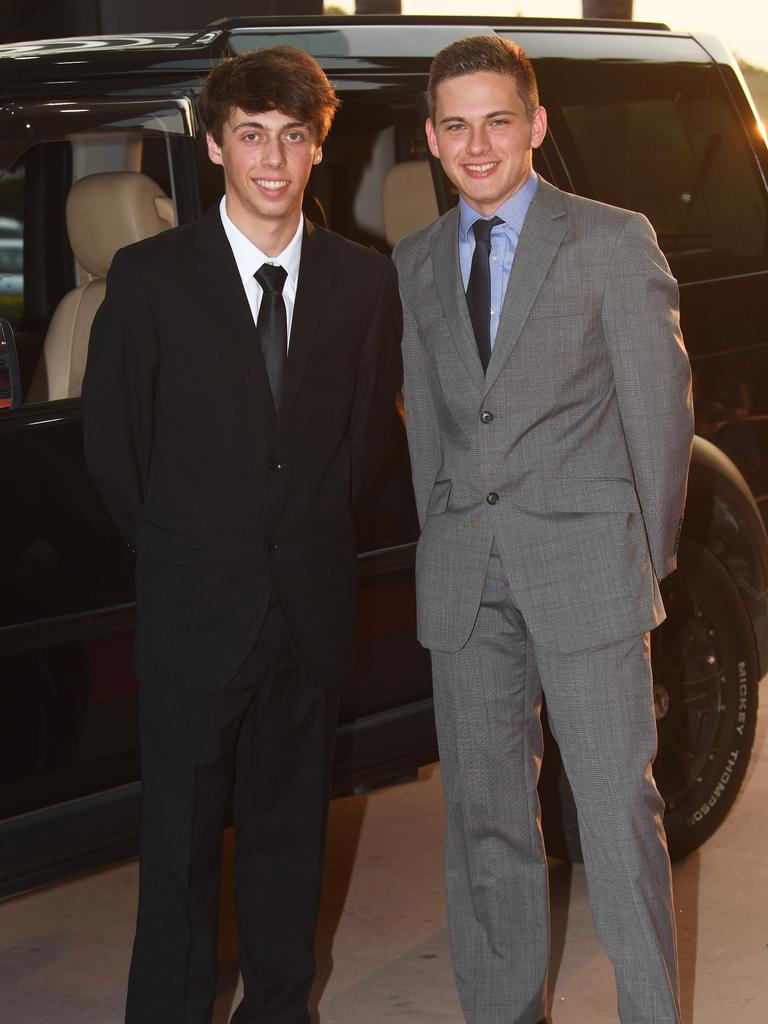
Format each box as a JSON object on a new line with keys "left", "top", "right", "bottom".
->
{"left": 187, "top": 14, "right": 671, "bottom": 47}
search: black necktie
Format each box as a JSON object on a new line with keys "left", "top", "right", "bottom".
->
{"left": 255, "top": 263, "right": 288, "bottom": 410}
{"left": 466, "top": 216, "right": 503, "bottom": 371}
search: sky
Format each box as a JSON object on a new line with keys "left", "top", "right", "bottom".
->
{"left": 332, "top": 1, "right": 768, "bottom": 70}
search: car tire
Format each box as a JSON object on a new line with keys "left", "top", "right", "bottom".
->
{"left": 540, "top": 536, "right": 760, "bottom": 863}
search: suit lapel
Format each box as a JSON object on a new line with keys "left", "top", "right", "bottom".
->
{"left": 484, "top": 179, "right": 568, "bottom": 392}
{"left": 275, "top": 219, "right": 330, "bottom": 432}
{"left": 194, "top": 206, "right": 276, "bottom": 431}
{"left": 430, "top": 209, "right": 486, "bottom": 391}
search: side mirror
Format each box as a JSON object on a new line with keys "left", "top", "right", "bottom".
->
{"left": 0, "top": 318, "right": 21, "bottom": 409}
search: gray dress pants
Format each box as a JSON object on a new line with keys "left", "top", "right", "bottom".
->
{"left": 430, "top": 546, "right": 680, "bottom": 1024}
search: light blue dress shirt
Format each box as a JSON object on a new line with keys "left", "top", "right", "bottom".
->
{"left": 459, "top": 172, "right": 539, "bottom": 350}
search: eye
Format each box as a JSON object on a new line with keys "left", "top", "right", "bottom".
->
{"left": 242, "top": 132, "right": 259, "bottom": 143}
{"left": 285, "top": 130, "right": 306, "bottom": 142}
{"left": 489, "top": 118, "right": 510, "bottom": 128}
{"left": 445, "top": 123, "right": 465, "bottom": 133}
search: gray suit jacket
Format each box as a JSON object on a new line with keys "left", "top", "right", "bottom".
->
{"left": 393, "top": 178, "right": 693, "bottom": 654}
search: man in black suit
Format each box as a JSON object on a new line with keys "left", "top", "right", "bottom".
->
{"left": 82, "top": 46, "right": 401, "bottom": 1024}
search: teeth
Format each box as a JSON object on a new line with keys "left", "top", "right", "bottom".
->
{"left": 466, "top": 163, "right": 496, "bottom": 172}
{"left": 256, "top": 180, "right": 288, "bottom": 190}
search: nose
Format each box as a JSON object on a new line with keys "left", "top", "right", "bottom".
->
{"left": 466, "top": 125, "right": 490, "bottom": 156}
{"left": 262, "top": 134, "right": 286, "bottom": 169}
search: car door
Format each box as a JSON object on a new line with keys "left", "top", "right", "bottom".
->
{"left": 0, "top": 94, "right": 197, "bottom": 887}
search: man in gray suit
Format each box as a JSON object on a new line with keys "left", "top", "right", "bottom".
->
{"left": 393, "top": 35, "right": 693, "bottom": 1024}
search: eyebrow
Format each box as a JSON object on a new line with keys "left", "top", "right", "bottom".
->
{"left": 231, "top": 119, "right": 308, "bottom": 132}
{"left": 438, "top": 109, "right": 517, "bottom": 125}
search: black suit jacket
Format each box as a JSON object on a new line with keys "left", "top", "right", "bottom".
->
{"left": 82, "top": 206, "right": 402, "bottom": 693}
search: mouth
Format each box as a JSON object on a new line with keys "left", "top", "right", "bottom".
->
{"left": 254, "top": 178, "right": 290, "bottom": 193}
{"left": 462, "top": 161, "right": 498, "bottom": 177}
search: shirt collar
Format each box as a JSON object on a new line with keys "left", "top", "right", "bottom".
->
{"left": 459, "top": 171, "right": 539, "bottom": 242}
{"left": 219, "top": 196, "right": 304, "bottom": 289}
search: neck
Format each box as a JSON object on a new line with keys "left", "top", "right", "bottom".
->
{"left": 224, "top": 198, "right": 302, "bottom": 257}
{"left": 462, "top": 167, "right": 533, "bottom": 218}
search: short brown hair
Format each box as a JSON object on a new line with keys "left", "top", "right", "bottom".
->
{"left": 428, "top": 36, "right": 539, "bottom": 121}
{"left": 199, "top": 46, "right": 341, "bottom": 145}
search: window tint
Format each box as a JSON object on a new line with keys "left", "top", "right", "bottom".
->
{"left": 317, "top": 91, "right": 423, "bottom": 550}
{"left": 538, "top": 61, "right": 768, "bottom": 281}
{"left": 0, "top": 100, "right": 191, "bottom": 405}
{"left": 312, "top": 90, "right": 429, "bottom": 251}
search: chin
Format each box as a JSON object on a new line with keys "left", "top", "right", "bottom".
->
{"left": 467, "top": 192, "right": 498, "bottom": 211}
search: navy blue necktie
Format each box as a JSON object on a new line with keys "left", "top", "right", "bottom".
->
{"left": 466, "top": 216, "right": 503, "bottom": 371}
{"left": 255, "top": 263, "right": 288, "bottom": 409}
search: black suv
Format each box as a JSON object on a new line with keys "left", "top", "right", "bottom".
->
{"left": 1, "top": 15, "right": 766, "bottom": 896}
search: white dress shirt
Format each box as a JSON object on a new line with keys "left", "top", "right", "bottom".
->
{"left": 219, "top": 196, "right": 303, "bottom": 347}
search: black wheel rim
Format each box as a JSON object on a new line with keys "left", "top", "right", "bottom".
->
{"left": 651, "top": 578, "right": 728, "bottom": 812}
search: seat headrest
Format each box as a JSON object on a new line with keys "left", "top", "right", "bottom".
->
{"left": 382, "top": 161, "right": 440, "bottom": 247}
{"left": 66, "top": 171, "right": 175, "bottom": 279}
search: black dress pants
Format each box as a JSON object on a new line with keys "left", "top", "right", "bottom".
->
{"left": 125, "top": 596, "right": 339, "bottom": 1024}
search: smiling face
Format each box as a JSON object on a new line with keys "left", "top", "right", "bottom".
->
{"left": 207, "top": 106, "right": 322, "bottom": 248}
{"left": 426, "top": 70, "right": 547, "bottom": 216}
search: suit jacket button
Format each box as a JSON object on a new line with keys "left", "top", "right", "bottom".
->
{"left": 486, "top": 492, "right": 500, "bottom": 505}
{"left": 480, "top": 410, "right": 494, "bottom": 424}
{"left": 264, "top": 541, "right": 278, "bottom": 552}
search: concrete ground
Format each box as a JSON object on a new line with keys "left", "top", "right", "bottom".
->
{"left": 1, "top": 708, "right": 766, "bottom": 1024}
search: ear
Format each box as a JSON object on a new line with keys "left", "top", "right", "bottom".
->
{"left": 531, "top": 106, "right": 548, "bottom": 150}
{"left": 312, "top": 145, "right": 323, "bottom": 166}
{"left": 425, "top": 118, "right": 440, "bottom": 160}
{"left": 206, "top": 131, "right": 223, "bottom": 166}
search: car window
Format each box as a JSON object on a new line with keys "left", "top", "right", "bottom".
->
{"left": 536, "top": 60, "right": 768, "bottom": 283}
{"left": 0, "top": 239, "right": 21, "bottom": 271}
{"left": 319, "top": 89, "right": 425, "bottom": 551}
{"left": 0, "top": 98, "right": 194, "bottom": 407}
{"left": 0, "top": 167, "right": 23, "bottom": 328}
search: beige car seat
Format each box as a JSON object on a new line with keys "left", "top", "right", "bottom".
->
{"left": 381, "top": 160, "right": 440, "bottom": 248}
{"left": 25, "top": 171, "right": 174, "bottom": 404}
